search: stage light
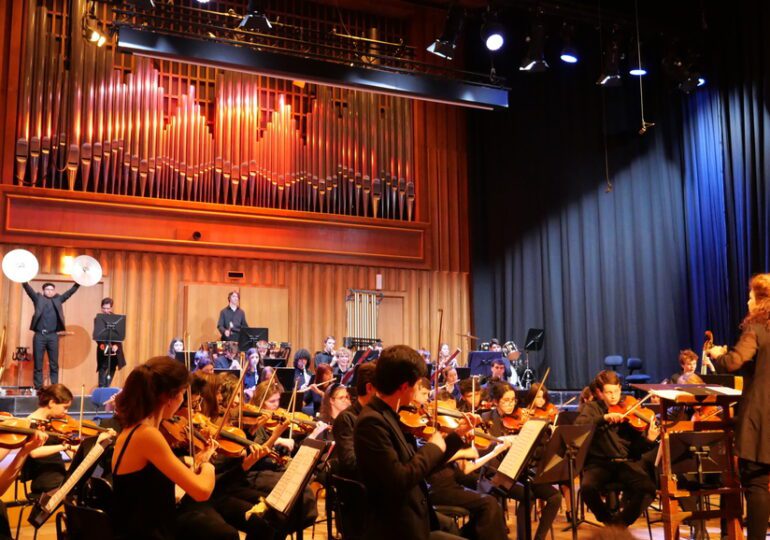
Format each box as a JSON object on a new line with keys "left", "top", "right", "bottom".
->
{"left": 239, "top": 0, "right": 272, "bottom": 32}
{"left": 83, "top": 12, "right": 107, "bottom": 47}
{"left": 519, "top": 21, "right": 548, "bottom": 72}
{"left": 481, "top": 9, "right": 504, "bottom": 52}
{"left": 697, "top": 77, "right": 706, "bottom": 86}
{"left": 427, "top": 4, "right": 464, "bottom": 60}
{"left": 597, "top": 33, "right": 621, "bottom": 86}
{"left": 559, "top": 23, "right": 578, "bottom": 64}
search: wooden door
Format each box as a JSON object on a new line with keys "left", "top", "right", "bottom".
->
{"left": 378, "top": 294, "right": 405, "bottom": 347}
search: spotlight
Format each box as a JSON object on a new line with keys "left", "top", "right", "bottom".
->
{"left": 697, "top": 77, "right": 706, "bottom": 86}
{"left": 559, "top": 23, "right": 578, "bottom": 64}
{"left": 519, "top": 20, "right": 548, "bottom": 72}
{"left": 662, "top": 47, "right": 706, "bottom": 94}
{"left": 628, "top": 39, "right": 646, "bottom": 76}
{"left": 83, "top": 13, "right": 107, "bottom": 47}
{"left": 239, "top": 0, "right": 272, "bottom": 32}
{"left": 427, "top": 4, "right": 464, "bottom": 60}
{"left": 597, "top": 32, "right": 621, "bottom": 86}
{"left": 481, "top": 9, "right": 504, "bottom": 52}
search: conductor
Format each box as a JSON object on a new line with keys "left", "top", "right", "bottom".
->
{"left": 217, "top": 290, "right": 248, "bottom": 343}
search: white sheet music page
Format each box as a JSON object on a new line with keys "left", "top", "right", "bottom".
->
{"left": 265, "top": 444, "right": 321, "bottom": 515}
{"left": 496, "top": 419, "right": 548, "bottom": 482}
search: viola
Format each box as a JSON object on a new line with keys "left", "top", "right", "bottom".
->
{"left": 240, "top": 404, "right": 317, "bottom": 434}
{"left": 692, "top": 405, "right": 721, "bottom": 422}
{"left": 500, "top": 412, "right": 524, "bottom": 434}
{"left": 607, "top": 395, "right": 657, "bottom": 433}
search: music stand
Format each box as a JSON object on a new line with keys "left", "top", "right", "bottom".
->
{"left": 456, "top": 367, "right": 471, "bottom": 380}
{"left": 263, "top": 358, "right": 286, "bottom": 369}
{"left": 533, "top": 424, "right": 595, "bottom": 540}
{"left": 276, "top": 367, "right": 295, "bottom": 391}
{"left": 93, "top": 314, "right": 126, "bottom": 387}
{"left": 238, "top": 327, "right": 269, "bottom": 352}
{"left": 521, "top": 328, "right": 544, "bottom": 388}
{"left": 174, "top": 351, "right": 196, "bottom": 368}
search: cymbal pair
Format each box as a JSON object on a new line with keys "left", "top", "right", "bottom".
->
{"left": 2, "top": 249, "right": 102, "bottom": 286}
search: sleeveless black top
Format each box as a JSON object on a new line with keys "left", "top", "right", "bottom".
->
{"left": 112, "top": 425, "right": 176, "bottom": 540}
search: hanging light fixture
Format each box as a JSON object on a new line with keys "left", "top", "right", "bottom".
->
{"left": 520, "top": 18, "right": 548, "bottom": 72}
{"left": 481, "top": 7, "right": 505, "bottom": 52}
{"left": 427, "top": 4, "right": 464, "bottom": 60}
{"left": 597, "top": 28, "right": 621, "bottom": 86}
{"left": 559, "top": 23, "right": 578, "bottom": 64}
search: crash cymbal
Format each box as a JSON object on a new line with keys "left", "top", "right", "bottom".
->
{"left": 71, "top": 255, "right": 102, "bottom": 286}
{"left": 456, "top": 332, "right": 479, "bottom": 340}
{"left": 2, "top": 249, "right": 39, "bottom": 283}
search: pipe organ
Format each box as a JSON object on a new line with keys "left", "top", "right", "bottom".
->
{"left": 13, "top": 0, "right": 416, "bottom": 221}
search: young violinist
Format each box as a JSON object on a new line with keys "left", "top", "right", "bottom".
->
{"left": 0, "top": 430, "right": 47, "bottom": 540}
{"left": 111, "top": 356, "right": 217, "bottom": 540}
{"left": 480, "top": 382, "right": 562, "bottom": 540}
{"left": 318, "top": 383, "right": 351, "bottom": 424}
{"left": 575, "top": 370, "right": 658, "bottom": 527}
{"left": 671, "top": 349, "right": 699, "bottom": 383}
{"left": 524, "top": 382, "right": 557, "bottom": 423}
{"left": 456, "top": 378, "right": 485, "bottom": 413}
{"left": 353, "top": 345, "right": 467, "bottom": 540}
{"left": 706, "top": 273, "right": 770, "bottom": 540}
{"left": 410, "top": 378, "right": 508, "bottom": 540}
{"left": 25, "top": 384, "right": 77, "bottom": 494}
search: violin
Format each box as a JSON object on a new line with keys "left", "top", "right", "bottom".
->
{"left": 46, "top": 415, "right": 110, "bottom": 443}
{"left": 691, "top": 405, "right": 722, "bottom": 422}
{"left": 500, "top": 411, "right": 525, "bottom": 434}
{"left": 160, "top": 415, "right": 211, "bottom": 452}
{"left": 0, "top": 414, "right": 69, "bottom": 449}
{"left": 530, "top": 402, "right": 558, "bottom": 423}
{"left": 607, "top": 395, "right": 657, "bottom": 433}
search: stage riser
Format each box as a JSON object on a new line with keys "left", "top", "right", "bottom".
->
{"left": 0, "top": 395, "right": 105, "bottom": 420}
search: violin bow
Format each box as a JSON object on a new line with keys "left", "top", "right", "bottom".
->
{"left": 526, "top": 367, "right": 551, "bottom": 415}
{"left": 184, "top": 331, "right": 196, "bottom": 463}
{"left": 78, "top": 384, "right": 86, "bottom": 442}
{"left": 288, "top": 379, "right": 300, "bottom": 439}
{"left": 433, "top": 309, "right": 444, "bottom": 430}
{"left": 256, "top": 370, "right": 278, "bottom": 413}
{"left": 238, "top": 352, "right": 245, "bottom": 430}
{"left": 214, "top": 361, "right": 249, "bottom": 440}
{"left": 470, "top": 373, "right": 477, "bottom": 449}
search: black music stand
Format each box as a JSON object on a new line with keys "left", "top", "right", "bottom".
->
{"left": 276, "top": 367, "right": 295, "bottom": 391}
{"left": 238, "top": 327, "right": 269, "bottom": 352}
{"left": 174, "top": 351, "right": 196, "bottom": 369}
{"left": 521, "top": 328, "right": 544, "bottom": 388}
{"left": 534, "top": 424, "right": 595, "bottom": 540}
{"left": 93, "top": 314, "right": 126, "bottom": 387}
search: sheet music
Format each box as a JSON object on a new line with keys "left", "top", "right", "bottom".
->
{"left": 651, "top": 385, "right": 742, "bottom": 402}
{"left": 265, "top": 444, "right": 321, "bottom": 515}
{"left": 45, "top": 440, "right": 108, "bottom": 512}
{"left": 496, "top": 419, "right": 548, "bottom": 482}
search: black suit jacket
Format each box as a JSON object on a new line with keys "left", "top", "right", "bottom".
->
{"left": 23, "top": 282, "right": 80, "bottom": 332}
{"left": 354, "top": 396, "right": 460, "bottom": 540}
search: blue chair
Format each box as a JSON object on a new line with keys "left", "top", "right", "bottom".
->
{"left": 91, "top": 387, "right": 120, "bottom": 408}
{"left": 603, "top": 355, "right": 624, "bottom": 383}
{"left": 625, "top": 357, "right": 651, "bottom": 386}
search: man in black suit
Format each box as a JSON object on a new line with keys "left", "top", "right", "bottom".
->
{"left": 22, "top": 281, "right": 80, "bottom": 389}
{"left": 95, "top": 297, "right": 126, "bottom": 387}
{"left": 216, "top": 290, "right": 248, "bottom": 343}
{"left": 353, "top": 345, "right": 466, "bottom": 540}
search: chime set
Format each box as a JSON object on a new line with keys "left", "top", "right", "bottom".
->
{"left": 13, "top": 0, "right": 417, "bottom": 220}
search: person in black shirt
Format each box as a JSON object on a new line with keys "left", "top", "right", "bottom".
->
{"left": 314, "top": 335, "right": 336, "bottom": 366}
{"left": 216, "top": 291, "right": 248, "bottom": 343}
{"left": 22, "top": 281, "right": 80, "bottom": 389}
{"left": 332, "top": 362, "right": 376, "bottom": 478}
{"left": 575, "top": 370, "right": 658, "bottom": 527}
{"left": 353, "top": 345, "right": 466, "bottom": 540}
{"left": 95, "top": 297, "right": 126, "bottom": 387}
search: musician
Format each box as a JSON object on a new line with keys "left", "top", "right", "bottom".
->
{"left": 314, "top": 336, "right": 336, "bottom": 366}
{"left": 488, "top": 338, "right": 502, "bottom": 352}
{"left": 670, "top": 349, "right": 701, "bottom": 383}
{"left": 216, "top": 291, "right": 248, "bottom": 343}
{"left": 353, "top": 345, "right": 466, "bottom": 540}
{"left": 95, "top": 297, "right": 126, "bottom": 387}
{"left": 332, "top": 362, "right": 376, "bottom": 478}
{"left": 214, "top": 346, "right": 239, "bottom": 370}
{"left": 481, "top": 382, "right": 562, "bottom": 540}
{"left": 457, "top": 378, "right": 484, "bottom": 413}
{"left": 319, "top": 382, "right": 351, "bottom": 424}
{"left": 524, "top": 382, "right": 557, "bottom": 423}
{"left": 293, "top": 349, "right": 313, "bottom": 390}
{"left": 437, "top": 367, "right": 462, "bottom": 402}
{"left": 305, "top": 363, "right": 333, "bottom": 415}
{"left": 111, "top": 357, "right": 217, "bottom": 540}
{"left": 25, "top": 384, "right": 77, "bottom": 493}
{"left": 578, "top": 383, "right": 597, "bottom": 412}
{"left": 482, "top": 357, "right": 507, "bottom": 389}
{"left": 706, "top": 273, "right": 770, "bottom": 540}
{"left": 22, "top": 281, "right": 80, "bottom": 389}
{"left": 0, "top": 431, "right": 47, "bottom": 540}
{"left": 195, "top": 357, "right": 215, "bottom": 375}
{"left": 332, "top": 347, "right": 353, "bottom": 382}
{"left": 437, "top": 343, "right": 458, "bottom": 370}
{"left": 168, "top": 337, "right": 184, "bottom": 359}
{"left": 243, "top": 348, "right": 259, "bottom": 391}
{"left": 575, "top": 370, "right": 658, "bottom": 527}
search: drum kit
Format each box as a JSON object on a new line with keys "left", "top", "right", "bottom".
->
{"left": 2, "top": 249, "right": 103, "bottom": 286}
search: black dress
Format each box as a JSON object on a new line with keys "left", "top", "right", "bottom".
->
{"left": 112, "top": 426, "right": 176, "bottom": 540}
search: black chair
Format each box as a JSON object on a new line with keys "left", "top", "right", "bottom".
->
{"left": 14, "top": 461, "right": 40, "bottom": 540}
{"left": 625, "top": 357, "right": 651, "bottom": 388}
{"left": 330, "top": 475, "right": 367, "bottom": 540}
{"left": 58, "top": 503, "right": 113, "bottom": 540}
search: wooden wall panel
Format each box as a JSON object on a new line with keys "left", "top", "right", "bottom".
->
{"left": 0, "top": 243, "right": 471, "bottom": 388}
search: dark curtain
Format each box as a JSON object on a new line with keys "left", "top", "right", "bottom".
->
{"left": 468, "top": 1, "right": 770, "bottom": 388}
